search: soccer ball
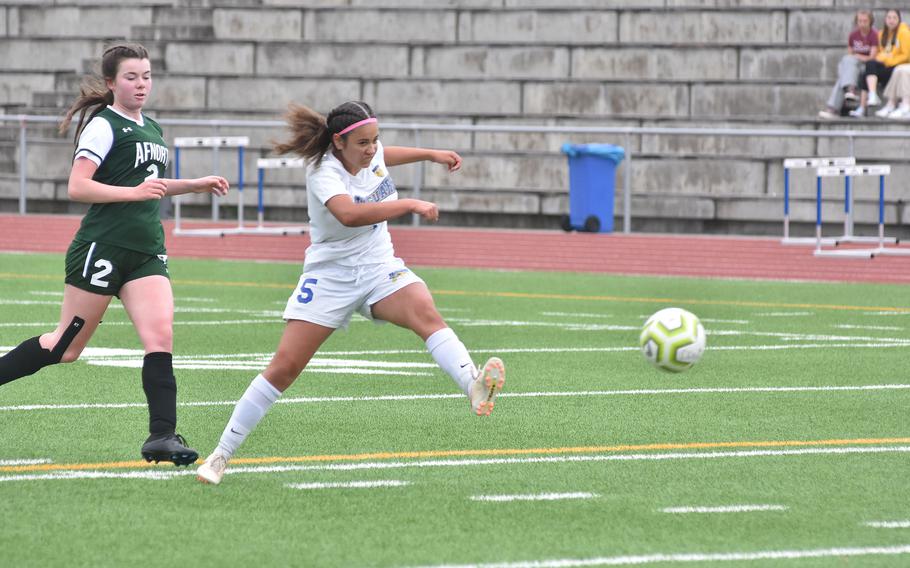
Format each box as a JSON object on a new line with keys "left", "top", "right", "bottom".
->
{"left": 639, "top": 307, "right": 706, "bottom": 373}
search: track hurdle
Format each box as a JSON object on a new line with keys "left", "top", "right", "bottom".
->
{"left": 813, "top": 164, "right": 893, "bottom": 259}
{"left": 239, "top": 157, "right": 309, "bottom": 236}
{"left": 782, "top": 157, "right": 854, "bottom": 245}
{"left": 172, "top": 136, "right": 248, "bottom": 237}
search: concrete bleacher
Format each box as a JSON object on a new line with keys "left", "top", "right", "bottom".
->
{"left": 2, "top": 0, "right": 909, "bottom": 236}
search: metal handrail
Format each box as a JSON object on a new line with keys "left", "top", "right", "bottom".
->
{"left": 5, "top": 113, "right": 910, "bottom": 232}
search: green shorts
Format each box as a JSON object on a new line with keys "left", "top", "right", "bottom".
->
{"left": 64, "top": 239, "right": 169, "bottom": 296}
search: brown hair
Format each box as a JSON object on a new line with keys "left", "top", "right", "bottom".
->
{"left": 855, "top": 9, "right": 874, "bottom": 27}
{"left": 881, "top": 9, "right": 902, "bottom": 49}
{"left": 59, "top": 42, "right": 150, "bottom": 144}
{"left": 273, "top": 101, "right": 376, "bottom": 167}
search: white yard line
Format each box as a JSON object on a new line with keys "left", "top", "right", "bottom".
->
{"left": 471, "top": 492, "right": 598, "bottom": 502}
{"left": 3, "top": 445, "right": 907, "bottom": 484}
{"left": 835, "top": 324, "right": 903, "bottom": 331}
{"left": 1, "top": 383, "right": 908, "bottom": 412}
{"left": 0, "top": 458, "right": 52, "bottom": 466}
{"left": 864, "top": 520, "right": 910, "bottom": 528}
{"left": 407, "top": 544, "right": 910, "bottom": 567}
{"left": 661, "top": 504, "right": 788, "bottom": 514}
{"left": 285, "top": 480, "right": 411, "bottom": 490}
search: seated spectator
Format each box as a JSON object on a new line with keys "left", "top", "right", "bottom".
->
{"left": 877, "top": 62, "right": 910, "bottom": 117}
{"left": 851, "top": 9, "right": 910, "bottom": 117}
{"left": 819, "top": 10, "right": 877, "bottom": 119}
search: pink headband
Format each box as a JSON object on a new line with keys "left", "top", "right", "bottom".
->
{"left": 337, "top": 117, "right": 377, "bottom": 136}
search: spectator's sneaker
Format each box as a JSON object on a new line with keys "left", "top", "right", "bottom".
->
{"left": 196, "top": 452, "right": 229, "bottom": 485}
{"left": 849, "top": 107, "right": 866, "bottom": 118}
{"left": 868, "top": 91, "right": 882, "bottom": 106}
{"left": 889, "top": 105, "right": 910, "bottom": 119}
{"left": 875, "top": 104, "right": 895, "bottom": 117}
{"left": 140, "top": 433, "right": 198, "bottom": 466}
{"left": 844, "top": 90, "right": 859, "bottom": 101}
{"left": 818, "top": 109, "right": 838, "bottom": 119}
{"left": 469, "top": 357, "right": 505, "bottom": 416}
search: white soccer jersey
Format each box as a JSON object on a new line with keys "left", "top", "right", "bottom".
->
{"left": 304, "top": 141, "right": 396, "bottom": 267}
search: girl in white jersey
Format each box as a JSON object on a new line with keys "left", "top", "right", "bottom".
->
{"left": 197, "top": 101, "right": 505, "bottom": 485}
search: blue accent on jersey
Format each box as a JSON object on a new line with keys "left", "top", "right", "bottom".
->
{"left": 354, "top": 177, "right": 397, "bottom": 204}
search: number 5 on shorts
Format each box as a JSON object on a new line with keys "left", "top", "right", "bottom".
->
{"left": 297, "top": 278, "right": 318, "bottom": 304}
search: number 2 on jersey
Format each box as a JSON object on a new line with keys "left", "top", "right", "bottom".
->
{"left": 297, "top": 278, "right": 318, "bottom": 304}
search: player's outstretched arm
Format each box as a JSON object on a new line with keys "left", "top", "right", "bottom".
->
{"left": 384, "top": 146, "right": 462, "bottom": 172}
{"left": 164, "top": 176, "right": 229, "bottom": 197}
{"left": 68, "top": 157, "right": 167, "bottom": 203}
{"left": 326, "top": 194, "right": 439, "bottom": 227}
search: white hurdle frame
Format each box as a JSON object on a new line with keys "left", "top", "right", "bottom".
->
{"left": 813, "top": 164, "right": 893, "bottom": 258}
{"left": 243, "top": 157, "right": 308, "bottom": 236}
{"left": 782, "top": 157, "right": 854, "bottom": 245}
{"left": 172, "top": 136, "right": 249, "bottom": 237}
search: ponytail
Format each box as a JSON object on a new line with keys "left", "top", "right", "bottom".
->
{"left": 274, "top": 101, "right": 376, "bottom": 168}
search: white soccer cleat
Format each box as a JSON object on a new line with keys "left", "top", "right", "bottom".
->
{"left": 196, "top": 451, "right": 229, "bottom": 485}
{"left": 469, "top": 357, "right": 505, "bottom": 416}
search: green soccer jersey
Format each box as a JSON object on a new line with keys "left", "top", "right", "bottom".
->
{"left": 73, "top": 107, "right": 169, "bottom": 254}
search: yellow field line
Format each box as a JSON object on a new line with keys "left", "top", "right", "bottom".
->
{"left": 4, "top": 272, "right": 910, "bottom": 312}
{"left": 3, "top": 437, "right": 908, "bottom": 474}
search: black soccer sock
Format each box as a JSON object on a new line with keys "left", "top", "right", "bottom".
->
{"left": 141, "top": 352, "right": 177, "bottom": 437}
{"left": 0, "top": 337, "right": 62, "bottom": 386}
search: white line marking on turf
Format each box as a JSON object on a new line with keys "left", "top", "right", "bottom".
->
{"left": 835, "top": 324, "right": 903, "bottom": 331}
{"left": 543, "top": 311, "right": 613, "bottom": 319}
{"left": 0, "top": 459, "right": 52, "bottom": 466}
{"left": 2, "top": 446, "right": 909, "bottom": 484}
{"left": 755, "top": 311, "right": 814, "bottom": 317}
{"left": 661, "top": 504, "right": 788, "bottom": 514}
{"left": 865, "top": 520, "right": 910, "bottom": 528}
{"left": 1, "top": 384, "right": 908, "bottom": 412}
{"left": 407, "top": 545, "right": 910, "bottom": 567}
{"left": 285, "top": 480, "right": 411, "bottom": 490}
{"left": 471, "top": 492, "right": 598, "bottom": 502}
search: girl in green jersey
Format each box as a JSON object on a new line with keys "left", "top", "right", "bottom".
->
{"left": 0, "top": 43, "right": 229, "bottom": 466}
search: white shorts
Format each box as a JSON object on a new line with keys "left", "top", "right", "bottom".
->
{"left": 282, "top": 258, "right": 425, "bottom": 330}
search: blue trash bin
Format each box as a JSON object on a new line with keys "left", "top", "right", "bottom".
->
{"left": 560, "top": 143, "right": 625, "bottom": 233}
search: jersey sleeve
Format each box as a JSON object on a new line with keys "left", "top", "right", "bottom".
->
{"left": 307, "top": 163, "right": 350, "bottom": 205}
{"left": 74, "top": 116, "right": 114, "bottom": 166}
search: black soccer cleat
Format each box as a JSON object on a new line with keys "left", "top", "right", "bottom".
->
{"left": 140, "top": 433, "right": 199, "bottom": 467}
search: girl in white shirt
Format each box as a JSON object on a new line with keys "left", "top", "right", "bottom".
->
{"left": 197, "top": 101, "right": 505, "bottom": 485}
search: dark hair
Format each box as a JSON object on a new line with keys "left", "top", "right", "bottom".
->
{"left": 881, "top": 9, "right": 902, "bottom": 49}
{"left": 59, "top": 42, "right": 150, "bottom": 144}
{"left": 274, "top": 101, "right": 376, "bottom": 167}
{"left": 854, "top": 9, "right": 874, "bottom": 27}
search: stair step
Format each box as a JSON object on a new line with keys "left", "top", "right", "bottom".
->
{"left": 31, "top": 92, "right": 73, "bottom": 109}
{"left": 132, "top": 25, "right": 215, "bottom": 41}
{"left": 153, "top": 7, "right": 214, "bottom": 26}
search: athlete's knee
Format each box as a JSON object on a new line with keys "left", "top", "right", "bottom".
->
{"left": 140, "top": 325, "right": 173, "bottom": 353}
{"left": 266, "top": 353, "right": 305, "bottom": 389}
{"left": 58, "top": 349, "right": 82, "bottom": 364}
{"left": 45, "top": 316, "right": 87, "bottom": 363}
{"left": 411, "top": 305, "right": 445, "bottom": 335}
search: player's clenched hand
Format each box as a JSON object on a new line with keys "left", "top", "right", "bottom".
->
{"left": 196, "top": 176, "right": 229, "bottom": 196}
{"left": 431, "top": 150, "right": 462, "bottom": 173}
{"left": 411, "top": 200, "right": 439, "bottom": 223}
{"left": 133, "top": 179, "right": 168, "bottom": 200}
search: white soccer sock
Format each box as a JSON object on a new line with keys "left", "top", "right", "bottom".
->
{"left": 215, "top": 374, "right": 282, "bottom": 458}
{"left": 426, "top": 327, "right": 476, "bottom": 395}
